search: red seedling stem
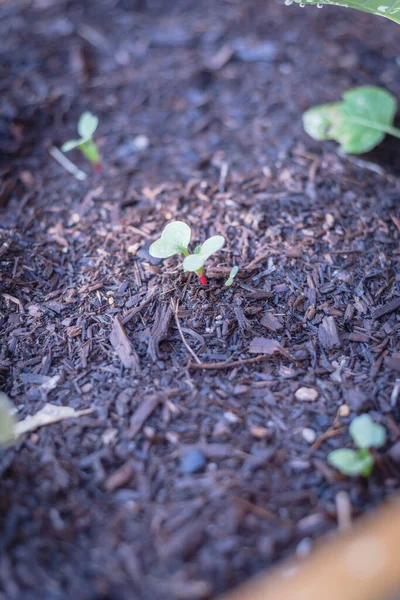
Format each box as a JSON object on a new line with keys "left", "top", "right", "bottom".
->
{"left": 198, "top": 273, "right": 207, "bottom": 285}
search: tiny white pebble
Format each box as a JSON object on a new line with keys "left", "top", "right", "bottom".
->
{"left": 339, "top": 404, "right": 350, "bottom": 417}
{"left": 302, "top": 427, "right": 317, "bottom": 444}
{"left": 132, "top": 135, "right": 149, "bottom": 151}
{"left": 295, "top": 387, "right": 318, "bottom": 402}
{"left": 224, "top": 411, "right": 240, "bottom": 424}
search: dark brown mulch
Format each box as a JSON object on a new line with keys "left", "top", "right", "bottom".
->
{"left": 1, "top": 1, "right": 400, "bottom": 599}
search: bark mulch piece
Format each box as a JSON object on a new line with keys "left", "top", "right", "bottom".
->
{"left": 1, "top": 0, "right": 400, "bottom": 599}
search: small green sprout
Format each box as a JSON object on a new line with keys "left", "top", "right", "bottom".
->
{"left": 149, "top": 221, "right": 225, "bottom": 285}
{"left": 328, "top": 414, "right": 386, "bottom": 477}
{"left": 225, "top": 266, "right": 239, "bottom": 287}
{"left": 61, "top": 112, "right": 101, "bottom": 172}
{"left": 303, "top": 86, "right": 400, "bottom": 154}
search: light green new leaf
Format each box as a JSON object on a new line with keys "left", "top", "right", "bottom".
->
{"left": 225, "top": 265, "right": 239, "bottom": 287}
{"left": 289, "top": 0, "right": 400, "bottom": 25}
{"left": 149, "top": 221, "right": 191, "bottom": 259}
{"left": 62, "top": 112, "right": 99, "bottom": 158}
{"left": 328, "top": 448, "right": 374, "bottom": 477}
{"left": 350, "top": 414, "right": 386, "bottom": 449}
{"left": 183, "top": 235, "right": 225, "bottom": 272}
{"left": 0, "top": 392, "right": 15, "bottom": 445}
{"left": 303, "top": 86, "right": 400, "bottom": 154}
{"left": 78, "top": 112, "right": 99, "bottom": 140}
{"left": 61, "top": 139, "right": 84, "bottom": 152}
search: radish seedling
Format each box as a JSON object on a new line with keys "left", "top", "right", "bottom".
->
{"left": 328, "top": 414, "right": 386, "bottom": 477}
{"left": 303, "top": 86, "right": 400, "bottom": 154}
{"left": 61, "top": 112, "right": 102, "bottom": 172}
{"left": 149, "top": 221, "right": 225, "bottom": 285}
{"left": 225, "top": 266, "right": 239, "bottom": 287}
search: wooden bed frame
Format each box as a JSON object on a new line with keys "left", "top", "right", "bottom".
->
{"left": 221, "top": 497, "right": 400, "bottom": 600}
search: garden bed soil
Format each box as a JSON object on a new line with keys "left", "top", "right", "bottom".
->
{"left": 1, "top": 1, "right": 400, "bottom": 599}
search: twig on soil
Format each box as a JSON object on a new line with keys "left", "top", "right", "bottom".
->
{"left": 49, "top": 146, "right": 87, "bottom": 181}
{"left": 311, "top": 426, "right": 345, "bottom": 451}
{"left": 188, "top": 354, "right": 267, "bottom": 370}
{"left": 232, "top": 497, "right": 279, "bottom": 522}
{"left": 172, "top": 299, "right": 201, "bottom": 364}
{"left": 329, "top": 248, "right": 363, "bottom": 255}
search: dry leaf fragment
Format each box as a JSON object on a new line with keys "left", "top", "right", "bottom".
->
{"left": 110, "top": 316, "right": 139, "bottom": 370}
{"left": 15, "top": 403, "right": 94, "bottom": 437}
{"left": 249, "top": 337, "right": 292, "bottom": 359}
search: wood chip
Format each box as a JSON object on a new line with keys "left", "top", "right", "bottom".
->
{"left": 147, "top": 303, "right": 173, "bottom": 361}
{"left": 260, "top": 312, "right": 283, "bottom": 332}
{"left": 318, "top": 316, "right": 341, "bottom": 350}
{"left": 104, "top": 461, "right": 134, "bottom": 491}
{"left": 373, "top": 297, "right": 400, "bottom": 320}
{"left": 110, "top": 316, "right": 139, "bottom": 370}
{"left": 125, "top": 394, "right": 161, "bottom": 440}
{"left": 385, "top": 354, "right": 400, "bottom": 372}
{"left": 249, "top": 337, "right": 291, "bottom": 359}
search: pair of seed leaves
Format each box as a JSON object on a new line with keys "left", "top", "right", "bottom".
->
{"left": 303, "top": 86, "right": 400, "bottom": 154}
{"left": 61, "top": 112, "right": 100, "bottom": 163}
{"left": 149, "top": 221, "right": 224, "bottom": 272}
{"left": 328, "top": 414, "right": 386, "bottom": 477}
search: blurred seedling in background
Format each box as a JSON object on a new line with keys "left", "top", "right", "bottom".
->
{"left": 288, "top": 0, "right": 400, "bottom": 25}
{"left": 303, "top": 86, "right": 400, "bottom": 154}
{"left": 225, "top": 266, "right": 239, "bottom": 287}
{"left": 0, "top": 392, "right": 15, "bottom": 446}
{"left": 149, "top": 221, "right": 225, "bottom": 285}
{"left": 328, "top": 414, "right": 386, "bottom": 477}
{"left": 61, "top": 112, "right": 102, "bottom": 172}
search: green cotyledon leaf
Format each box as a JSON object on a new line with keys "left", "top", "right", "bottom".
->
{"left": 77, "top": 112, "right": 99, "bottom": 140}
{"left": 328, "top": 448, "right": 374, "bottom": 477}
{"left": 149, "top": 221, "right": 191, "bottom": 259}
{"left": 183, "top": 235, "right": 225, "bottom": 272}
{"left": 349, "top": 414, "right": 387, "bottom": 449}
